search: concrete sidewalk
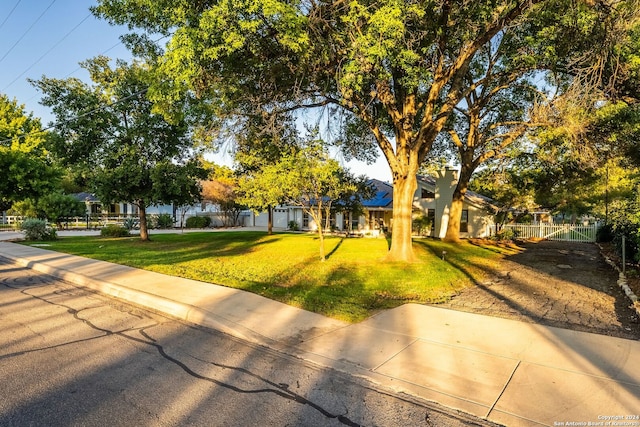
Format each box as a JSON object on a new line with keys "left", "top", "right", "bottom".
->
{"left": 1, "top": 241, "right": 638, "bottom": 427}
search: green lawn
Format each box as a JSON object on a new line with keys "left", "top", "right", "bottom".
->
{"left": 27, "top": 231, "right": 516, "bottom": 322}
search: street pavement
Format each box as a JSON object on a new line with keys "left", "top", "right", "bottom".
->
{"left": 1, "top": 260, "right": 477, "bottom": 427}
{"left": 1, "top": 231, "right": 639, "bottom": 426}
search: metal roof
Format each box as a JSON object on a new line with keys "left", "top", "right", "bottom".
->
{"left": 362, "top": 179, "right": 393, "bottom": 208}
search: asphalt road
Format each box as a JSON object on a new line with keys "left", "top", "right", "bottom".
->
{"left": 0, "top": 258, "right": 493, "bottom": 427}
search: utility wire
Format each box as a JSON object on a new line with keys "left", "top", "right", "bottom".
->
{"left": 0, "top": 0, "right": 22, "bottom": 32}
{"left": 62, "top": 33, "right": 172, "bottom": 79}
{"left": 3, "top": 13, "right": 92, "bottom": 92}
{"left": 0, "top": 0, "right": 57, "bottom": 64}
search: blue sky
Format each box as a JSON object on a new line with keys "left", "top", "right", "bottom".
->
{"left": 0, "top": 0, "right": 392, "bottom": 181}
{"left": 0, "top": 0, "right": 131, "bottom": 123}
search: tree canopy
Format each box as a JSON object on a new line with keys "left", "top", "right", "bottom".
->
{"left": 32, "top": 57, "right": 206, "bottom": 240}
{"left": 92, "top": 0, "right": 637, "bottom": 259}
{"left": 239, "top": 137, "right": 363, "bottom": 261}
{"left": 0, "top": 94, "right": 59, "bottom": 211}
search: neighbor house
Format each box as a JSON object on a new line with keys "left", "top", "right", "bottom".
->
{"left": 413, "top": 168, "right": 497, "bottom": 239}
{"left": 248, "top": 167, "right": 498, "bottom": 239}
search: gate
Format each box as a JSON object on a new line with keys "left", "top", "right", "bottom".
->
{"left": 499, "top": 224, "right": 597, "bottom": 243}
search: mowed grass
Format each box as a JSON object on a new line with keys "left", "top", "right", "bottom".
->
{"left": 29, "top": 231, "right": 516, "bottom": 322}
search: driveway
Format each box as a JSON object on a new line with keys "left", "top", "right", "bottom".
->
{"left": 435, "top": 240, "right": 640, "bottom": 339}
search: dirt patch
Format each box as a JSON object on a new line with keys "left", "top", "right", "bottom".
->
{"left": 433, "top": 240, "right": 640, "bottom": 340}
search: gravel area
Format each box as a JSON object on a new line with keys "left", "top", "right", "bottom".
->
{"left": 434, "top": 240, "right": 640, "bottom": 340}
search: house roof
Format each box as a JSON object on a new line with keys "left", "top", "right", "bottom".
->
{"left": 361, "top": 176, "right": 498, "bottom": 212}
{"left": 72, "top": 192, "right": 100, "bottom": 203}
{"left": 362, "top": 179, "right": 393, "bottom": 209}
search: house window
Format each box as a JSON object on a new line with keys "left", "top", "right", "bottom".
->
{"left": 427, "top": 209, "right": 435, "bottom": 231}
{"left": 122, "top": 203, "right": 128, "bottom": 215}
{"left": 343, "top": 213, "right": 358, "bottom": 231}
{"left": 302, "top": 212, "right": 310, "bottom": 228}
{"left": 461, "top": 209, "right": 469, "bottom": 233}
{"left": 421, "top": 188, "right": 435, "bottom": 199}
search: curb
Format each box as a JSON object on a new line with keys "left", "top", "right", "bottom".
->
{"left": 598, "top": 243, "right": 640, "bottom": 318}
{"left": 0, "top": 250, "right": 281, "bottom": 349}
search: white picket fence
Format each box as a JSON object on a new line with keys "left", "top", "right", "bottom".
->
{"left": 499, "top": 224, "right": 598, "bottom": 243}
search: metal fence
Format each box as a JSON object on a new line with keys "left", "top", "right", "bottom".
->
{"left": 499, "top": 224, "right": 598, "bottom": 243}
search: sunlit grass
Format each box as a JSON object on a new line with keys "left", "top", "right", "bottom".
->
{"left": 29, "top": 231, "right": 511, "bottom": 322}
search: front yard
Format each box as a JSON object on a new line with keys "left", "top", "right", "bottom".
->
{"left": 26, "top": 231, "right": 516, "bottom": 322}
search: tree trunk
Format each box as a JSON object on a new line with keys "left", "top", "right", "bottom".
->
{"left": 444, "top": 168, "right": 472, "bottom": 243}
{"left": 267, "top": 205, "right": 273, "bottom": 235}
{"left": 443, "top": 190, "right": 464, "bottom": 243}
{"left": 385, "top": 174, "right": 417, "bottom": 262}
{"left": 317, "top": 207, "right": 325, "bottom": 261}
{"left": 138, "top": 202, "right": 149, "bottom": 241}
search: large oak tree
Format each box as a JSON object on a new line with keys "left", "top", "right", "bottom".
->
{"left": 94, "top": 0, "right": 614, "bottom": 261}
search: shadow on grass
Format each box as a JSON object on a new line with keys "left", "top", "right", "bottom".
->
{"left": 51, "top": 231, "right": 281, "bottom": 267}
{"left": 325, "top": 238, "right": 344, "bottom": 260}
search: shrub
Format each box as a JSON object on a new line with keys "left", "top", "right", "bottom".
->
{"left": 412, "top": 215, "right": 432, "bottom": 236}
{"left": 493, "top": 227, "right": 516, "bottom": 241}
{"left": 101, "top": 224, "right": 131, "bottom": 237}
{"left": 122, "top": 217, "right": 139, "bottom": 230}
{"left": 288, "top": 220, "right": 300, "bottom": 231}
{"left": 185, "top": 216, "right": 211, "bottom": 228}
{"left": 20, "top": 218, "right": 57, "bottom": 241}
{"left": 155, "top": 213, "right": 174, "bottom": 229}
{"left": 596, "top": 223, "right": 615, "bottom": 243}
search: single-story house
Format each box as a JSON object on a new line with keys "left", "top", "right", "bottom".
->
{"left": 248, "top": 167, "right": 498, "bottom": 238}
{"left": 72, "top": 192, "right": 147, "bottom": 217}
{"left": 71, "top": 193, "right": 241, "bottom": 227}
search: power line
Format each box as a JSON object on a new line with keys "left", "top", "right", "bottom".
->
{"left": 0, "top": 0, "right": 22, "bottom": 31}
{"left": 61, "top": 33, "right": 172, "bottom": 79}
{"left": 62, "top": 40, "right": 124, "bottom": 79}
{"left": 3, "top": 13, "right": 92, "bottom": 92}
{"left": 0, "top": 0, "right": 57, "bottom": 65}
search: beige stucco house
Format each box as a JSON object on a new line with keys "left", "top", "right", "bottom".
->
{"left": 249, "top": 168, "right": 497, "bottom": 239}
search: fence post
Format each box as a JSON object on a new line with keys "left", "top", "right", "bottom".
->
{"left": 622, "top": 235, "right": 626, "bottom": 275}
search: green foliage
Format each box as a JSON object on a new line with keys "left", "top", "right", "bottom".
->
{"left": 32, "top": 57, "right": 206, "bottom": 240}
{"left": 412, "top": 215, "right": 432, "bottom": 236}
{"left": 493, "top": 227, "right": 516, "bottom": 241}
{"left": 239, "top": 135, "right": 362, "bottom": 259}
{"left": 39, "top": 232, "right": 509, "bottom": 322}
{"left": 0, "top": 146, "right": 60, "bottom": 212}
{"left": 154, "top": 213, "right": 174, "bottom": 229}
{"left": 122, "top": 217, "right": 139, "bottom": 230}
{"left": 95, "top": 0, "right": 607, "bottom": 261}
{"left": 288, "top": 220, "right": 299, "bottom": 231}
{"left": 9, "top": 199, "right": 38, "bottom": 218}
{"left": 596, "top": 223, "right": 615, "bottom": 243}
{"left": 36, "top": 192, "right": 86, "bottom": 226}
{"left": 0, "top": 94, "right": 46, "bottom": 152}
{"left": 20, "top": 218, "right": 57, "bottom": 241}
{"left": 185, "top": 216, "right": 211, "bottom": 228}
{"left": 100, "top": 225, "right": 131, "bottom": 237}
